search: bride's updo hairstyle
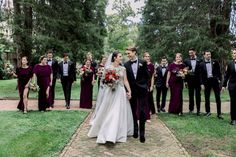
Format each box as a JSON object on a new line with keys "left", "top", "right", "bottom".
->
{"left": 111, "top": 51, "right": 120, "bottom": 62}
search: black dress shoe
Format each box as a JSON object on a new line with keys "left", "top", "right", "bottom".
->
{"left": 204, "top": 112, "right": 211, "bottom": 117}
{"left": 133, "top": 132, "right": 138, "bottom": 138}
{"left": 157, "top": 109, "right": 161, "bottom": 113}
{"left": 66, "top": 105, "right": 70, "bottom": 109}
{"left": 230, "top": 120, "right": 236, "bottom": 125}
{"left": 160, "top": 108, "right": 166, "bottom": 112}
{"left": 140, "top": 136, "right": 145, "bottom": 143}
{"left": 217, "top": 115, "right": 223, "bottom": 120}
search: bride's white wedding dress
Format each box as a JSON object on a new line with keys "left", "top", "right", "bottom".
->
{"left": 88, "top": 65, "right": 134, "bottom": 144}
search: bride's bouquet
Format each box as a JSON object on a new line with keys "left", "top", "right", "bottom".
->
{"left": 102, "top": 69, "right": 120, "bottom": 91}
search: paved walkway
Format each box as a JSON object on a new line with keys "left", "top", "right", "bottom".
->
{"left": 0, "top": 99, "right": 230, "bottom": 157}
{"left": 60, "top": 113, "right": 190, "bottom": 157}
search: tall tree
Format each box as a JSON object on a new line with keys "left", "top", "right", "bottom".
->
{"left": 13, "top": 0, "right": 33, "bottom": 59}
{"left": 138, "top": 0, "right": 235, "bottom": 67}
{"left": 105, "top": 0, "right": 138, "bottom": 53}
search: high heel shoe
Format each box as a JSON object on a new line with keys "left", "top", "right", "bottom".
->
{"left": 23, "top": 109, "right": 27, "bottom": 114}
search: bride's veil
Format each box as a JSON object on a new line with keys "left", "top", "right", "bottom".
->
{"left": 104, "top": 53, "right": 113, "bottom": 69}
{"left": 89, "top": 53, "right": 113, "bottom": 125}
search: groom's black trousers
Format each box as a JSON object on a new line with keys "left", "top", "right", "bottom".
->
{"left": 130, "top": 93, "right": 147, "bottom": 137}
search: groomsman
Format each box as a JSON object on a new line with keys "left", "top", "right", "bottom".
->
{"left": 58, "top": 53, "right": 76, "bottom": 109}
{"left": 155, "top": 56, "right": 168, "bottom": 113}
{"left": 222, "top": 49, "right": 236, "bottom": 125}
{"left": 200, "top": 50, "right": 223, "bottom": 119}
{"left": 124, "top": 46, "right": 150, "bottom": 143}
{"left": 47, "top": 50, "right": 58, "bottom": 108}
{"left": 184, "top": 48, "right": 202, "bottom": 115}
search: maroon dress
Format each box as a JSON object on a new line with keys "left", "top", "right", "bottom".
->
{"left": 33, "top": 64, "right": 52, "bottom": 111}
{"left": 168, "top": 63, "right": 185, "bottom": 114}
{"left": 80, "top": 66, "right": 94, "bottom": 109}
{"left": 16, "top": 66, "right": 33, "bottom": 111}
{"left": 145, "top": 63, "right": 155, "bottom": 120}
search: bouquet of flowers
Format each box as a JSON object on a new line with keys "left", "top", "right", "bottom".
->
{"left": 4, "top": 62, "right": 15, "bottom": 79}
{"left": 28, "top": 82, "right": 39, "bottom": 92}
{"left": 79, "top": 66, "right": 93, "bottom": 77}
{"left": 102, "top": 69, "right": 120, "bottom": 91}
{"left": 97, "top": 66, "right": 105, "bottom": 78}
{"left": 173, "top": 67, "right": 188, "bottom": 79}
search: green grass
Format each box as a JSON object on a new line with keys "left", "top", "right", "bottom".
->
{"left": 0, "top": 110, "right": 89, "bottom": 157}
{"left": 159, "top": 113, "right": 236, "bottom": 157}
{"left": 0, "top": 79, "right": 230, "bottom": 102}
{"left": 0, "top": 79, "right": 98, "bottom": 100}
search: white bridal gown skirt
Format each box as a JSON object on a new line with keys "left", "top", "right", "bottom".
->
{"left": 88, "top": 84, "right": 134, "bottom": 144}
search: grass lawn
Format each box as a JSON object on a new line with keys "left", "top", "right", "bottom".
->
{"left": 159, "top": 113, "right": 236, "bottom": 157}
{"left": 0, "top": 79, "right": 230, "bottom": 102}
{"left": 0, "top": 110, "right": 89, "bottom": 157}
{"left": 0, "top": 79, "right": 98, "bottom": 100}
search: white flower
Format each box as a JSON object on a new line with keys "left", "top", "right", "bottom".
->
{"left": 139, "top": 63, "right": 143, "bottom": 67}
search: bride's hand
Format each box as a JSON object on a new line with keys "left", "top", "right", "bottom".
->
{"left": 127, "top": 92, "right": 131, "bottom": 99}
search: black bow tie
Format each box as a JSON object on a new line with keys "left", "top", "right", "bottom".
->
{"left": 64, "top": 61, "right": 68, "bottom": 64}
{"left": 131, "top": 60, "right": 137, "bottom": 64}
{"left": 162, "top": 66, "right": 166, "bottom": 69}
{"left": 190, "top": 58, "right": 196, "bottom": 60}
{"left": 205, "top": 61, "right": 210, "bottom": 64}
{"left": 48, "top": 59, "right": 52, "bottom": 62}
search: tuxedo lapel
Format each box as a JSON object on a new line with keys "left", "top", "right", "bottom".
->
{"left": 136, "top": 59, "right": 143, "bottom": 79}
{"left": 60, "top": 62, "right": 63, "bottom": 71}
{"left": 127, "top": 61, "right": 135, "bottom": 80}
{"left": 232, "top": 61, "right": 236, "bottom": 73}
{"left": 68, "top": 61, "right": 71, "bottom": 73}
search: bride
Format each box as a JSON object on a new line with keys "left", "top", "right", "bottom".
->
{"left": 88, "top": 51, "right": 134, "bottom": 144}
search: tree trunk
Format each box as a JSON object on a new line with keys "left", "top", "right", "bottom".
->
{"left": 13, "top": 0, "right": 33, "bottom": 61}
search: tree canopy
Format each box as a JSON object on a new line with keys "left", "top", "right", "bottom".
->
{"left": 138, "top": 0, "right": 236, "bottom": 65}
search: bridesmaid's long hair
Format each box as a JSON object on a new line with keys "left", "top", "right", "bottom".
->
{"left": 111, "top": 51, "right": 120, "bottom": 62}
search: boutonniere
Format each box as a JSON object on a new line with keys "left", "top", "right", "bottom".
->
{"left": 212, "top": 61, "right": 215, "bottom": 65}
{"left": 139, "top": 63, "right": 143, "bottom": 67}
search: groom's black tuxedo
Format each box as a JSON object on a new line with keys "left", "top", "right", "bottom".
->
{"left": 223, "top": 61, "right": 236, "bottom": 121}
{"left": 124, "top": 58, "right": 150, "bottom": 141}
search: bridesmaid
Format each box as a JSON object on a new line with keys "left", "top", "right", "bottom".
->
{"left": 166, "top": 53, "right": 186, "bottom": 115}
{"left": 33, "top": 56, "right": 53, "bottom": 112}
{"left": 14, "top": 56, "right": 33, "bottom": 113}
{"left": 222, "top": 49, "right": 236, "bottom": 125}
{"left": 143, "top": 52, "right": 155, "bottom": 122}
{"left": 97, "top": 55, "right": 107, "bottom": 89}
{"left": 79, "top": 59, "right": 95, "bottom": 109}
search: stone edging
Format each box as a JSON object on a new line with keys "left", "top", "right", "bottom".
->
{"left": 159, "top": 119, "right": 191, "bottom": 157}
{"left": 59, "top": 111, "right": 93, "bottom": 157}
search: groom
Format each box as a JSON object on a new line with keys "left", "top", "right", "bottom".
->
{"left": 124, "top": 46, "right": 150, "bottom": 143}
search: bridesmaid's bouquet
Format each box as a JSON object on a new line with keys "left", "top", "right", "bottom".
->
{"left": 79, "top": 66, "right": 93, "bottom": 77}
{"left": 97, "top": 66, "right": 105, "bottom": 78}
{"left": 173, "top": 67, "right": 188, "bottom": 79}
{"left": 102, "top": 69, "right": 120, "bottom": 91}
{"left": 29, "top": 82, "right": 39, "bottom": 92}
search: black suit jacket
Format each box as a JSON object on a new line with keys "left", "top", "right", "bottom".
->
{"left": 124, "top": 59, "right": 150, "bottom": 96}
{"left": 58, "top": 61, "right": 76, "bottom": 82}
{"left": 184, "top": 58, "right": 202, "bottom": 84}
{"left": 155, "top": 65, "right": 168, "bottom": 88}
{"left": 50, "top": 59, "right": 58, "bottom": 79}
{"left": 223, "top": 61, "right": 236, "bottom": 90}
{"left": 199, "top": 60, "right": 222, "bottom": 85}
